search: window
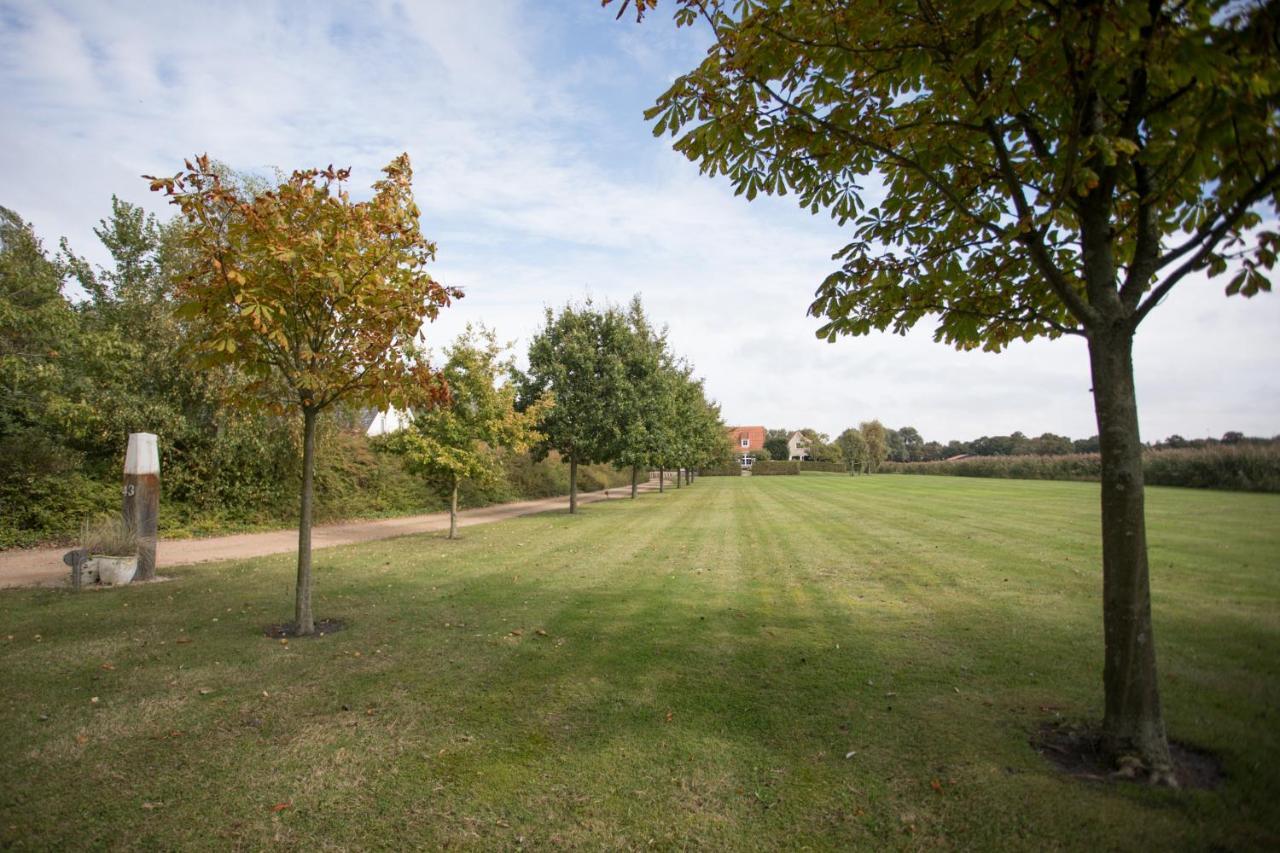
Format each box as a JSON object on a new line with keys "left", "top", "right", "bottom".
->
{"left": 740, "top": 438, "right": 749, "bottom": 447}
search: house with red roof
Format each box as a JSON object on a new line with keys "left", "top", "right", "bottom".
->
{"left": 727, "top": 425, "right": 766, "bottom": 469}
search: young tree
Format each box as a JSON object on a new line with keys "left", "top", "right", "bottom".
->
{"left": 0, "top": 209, "right": 81, "bottom": 488}
{"left": 859, "top": 421, "right": 888, "bottom": 473}
{"left": 518, "top": 301, "right": 630, "bottom": 514}
{"left": 836, "top": 428, "right": 868, "bottom": 474}
{"left": 898, "top": 426, "right": 925, "bottom": 462}
{"left": 763, "top": 428, "right": 790, "bottom": 462}
{"left": 617, "top": 0, "right": 1279, "bottom": 778}
{"left": 383, "top": 326, "right": 543, "bottom": 538}
{"left": 148, "top": 154, "right": 459, "bottom": 635}
{"left": 615, "top": 296, "right": 668, "bottom": 498}
{"left": 668, "top": 368, "right": 716, "bottom": 483}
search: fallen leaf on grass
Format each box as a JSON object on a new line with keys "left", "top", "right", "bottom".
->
{"left": 665, "top": 710, "right": 673, "bottom": 723}
{"left": 75, "top": 733, "right": 89, "bottom": 745}
{"left": 141, "top": 802, "right": 163, "bottom": 810}
{"left": 271, "top": 802, "right": 292, "bottom": 813}
{"left": 930, "top": 779, "right": 944, "bottom": 793}
{"left": 534, "top": 629, "right": 548, "bottom": 637}
{"left": 100, "top": 663, "right": 115, "bottom": 671}
{"left": 509, "top": 629, "right": 523, "bottom": 637}
{"left": 198, "top": 688, "right": 213, "bottom": 696}
{"left": 175, "top": 637, "right": 192, "bottom": 645}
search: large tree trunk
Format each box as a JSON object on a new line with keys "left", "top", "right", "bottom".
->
{"left": 676, "top": 467, "right": 683, "bottom": 488}
{"left": 659, "top": 466, "right": 665, "bottom": 493}
{"left": 569, "top": 457, "right": 578, "bottom": 514}
{"left": 1089, "top": 327, "right": 1173, "bottom": 778}
{"left": 685, "top": 468, "right": 692, "bottom": 485}
{"left": 294, "top": 407, "right": 318, "bottom": 636}
{"left": 449, "top": 478, "right": 459, "bottom": 539}
{"left": 631, "top": 465, "right": 639, "bottom": 499}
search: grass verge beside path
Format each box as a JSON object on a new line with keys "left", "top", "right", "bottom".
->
{"left": 1, "top": 476, "right": 1277, "bottom": 849}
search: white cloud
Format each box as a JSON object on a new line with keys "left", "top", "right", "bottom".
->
{"left": 1, "top": 0, "right": 1276, "bottom": 444}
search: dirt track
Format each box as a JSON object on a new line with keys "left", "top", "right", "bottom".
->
{"left": 0, "top": 479, "right": 662, "bottom": 589}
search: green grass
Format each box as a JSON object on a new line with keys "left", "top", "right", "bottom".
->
{"left": 2, "top": 476, "right": 1278, "bottom": 849}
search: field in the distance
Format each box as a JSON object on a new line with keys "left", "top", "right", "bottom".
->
{"left": 2, "top": 476, "right": 1277, "bottom": 849}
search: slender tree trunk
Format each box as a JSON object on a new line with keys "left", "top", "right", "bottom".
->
{"left": 676, "top": 467, "right": 683, "bottom": 488}
{"left": 631, "top": 465, "right": 639, "bottom": 499}
{"left": 294, "top": 407, "right": 318, "bottom": 636}
{"left": 569, "top": 457, "right": 578, "bottom": 514}
{"left": 1089, "top": 326, "right": 1173, "bottom": 777}
{"left": 659, "top": 466, "right": 665, "bottom": 493}
{"left": 685, "top": 468, "right": 691, "bottom": 485}
{"left": 449, "top": 477, "right": 459, "bottom": 539}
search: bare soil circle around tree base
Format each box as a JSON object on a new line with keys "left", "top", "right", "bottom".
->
{"left": 262, "top": 619, "right": 347, "bottom": 639}
{"left": 1032, "top": 721, "right": 1224, "bottom": 790}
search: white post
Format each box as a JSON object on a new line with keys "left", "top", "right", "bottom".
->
{"left": 123, "top": 433, "right": 160, "bottom": 582}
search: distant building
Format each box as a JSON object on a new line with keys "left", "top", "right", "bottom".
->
{"left": 786, "top": 431, "right": 812, "bottom": 461}
{"left": 727, "top": 425, "right": 766, "bottom": 469}
{"left": 366, "top": 408, "right": 409, "bottom": 437}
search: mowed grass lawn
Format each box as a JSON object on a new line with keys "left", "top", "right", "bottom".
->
{"left": 2, "top": 475, "right": 1278, "bottom": 850}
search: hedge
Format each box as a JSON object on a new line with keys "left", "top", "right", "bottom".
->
{"left": 0, "top": 441, "right": 634, "bottom": 549}
{"left": 877, "top": 444, "right": 1280, "bottom": 493}
{"left": 699, "top": 465, "right": 745, "bottom": 477}
{"left": 750, "top": 460, "right": 801, "bottom": 476}
{"left": 798, "top": 461, "right": 846, "bottom": 473}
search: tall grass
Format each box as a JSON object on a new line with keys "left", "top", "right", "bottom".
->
{"left": 878, "top": 444, "right": 1280, "bottom": 493}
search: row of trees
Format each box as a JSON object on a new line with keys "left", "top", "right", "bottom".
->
{"left": 518, "top": 297, "right": 729, "bottom": 512}
{"left": 5, "top": 156, "right": 726, "bottom": 636}
{"left": 378, "top": 296, "right": 728, "bottom": 539}
{"left": 149, "top": 157, "right": 725, "bottom": 633}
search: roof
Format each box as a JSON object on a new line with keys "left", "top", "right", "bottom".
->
{"left": 787, "top": 431, "right": 810, "bottom": 443}
{"left": 727, "top": 425, "right": 767, "bottom": 450}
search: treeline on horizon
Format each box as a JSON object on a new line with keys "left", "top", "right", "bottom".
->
{"left": 0, "top": 198, "right": 728, "bottom": 548}
{"left": 753, "top": 425, "right": 1278, "bottom": 464}
{"left": 746, "top": 426, "right": 1280, "bottom": 493}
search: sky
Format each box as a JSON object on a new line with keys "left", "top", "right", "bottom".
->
{"left": 2, "top": 0, "right": 1277, "bottom": 444}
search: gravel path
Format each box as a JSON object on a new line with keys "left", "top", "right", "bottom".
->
{"left": 0, "top": 478, "right": 662, "bottom": 589}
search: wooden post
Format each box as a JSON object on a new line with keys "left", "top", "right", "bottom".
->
{"left": 569, "top": 457, "right": 578, "bottom": 514}
{"left": 123, "top": 433, "right": 159, "bottom": 582}
{"left": 449, "top": 480, "right": 459, "bottom": 539}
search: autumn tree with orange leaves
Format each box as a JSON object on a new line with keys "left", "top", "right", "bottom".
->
{"left": 147, "top": 154, "right": 460, "bottom": 635}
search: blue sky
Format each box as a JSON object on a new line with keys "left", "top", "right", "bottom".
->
{"left": 2, "top": 0, "right": 1277, "bottom": 442}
